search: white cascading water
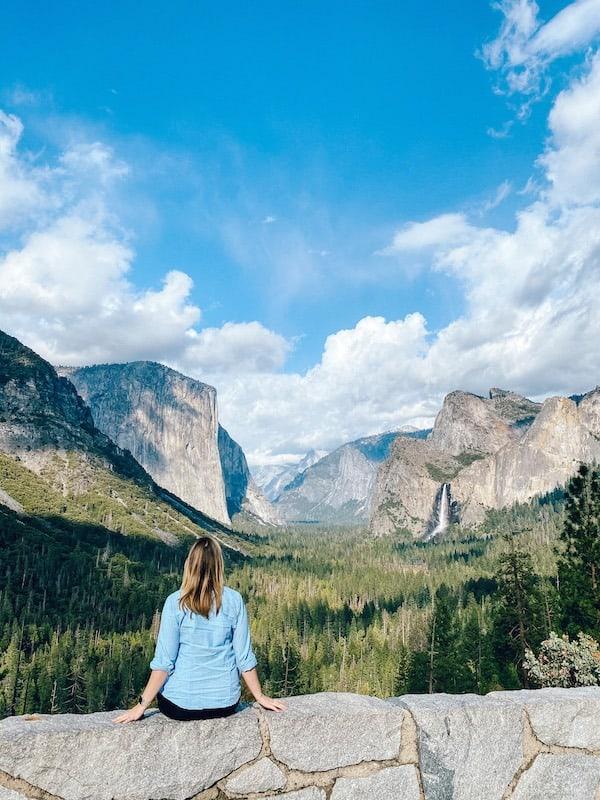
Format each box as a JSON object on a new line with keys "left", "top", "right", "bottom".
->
{"left": 426, "top": 483, "right": 450, "bottom": 540}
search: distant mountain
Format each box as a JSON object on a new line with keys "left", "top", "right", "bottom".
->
{"left": 61, "top": 362, "right": 278, "bottom": 527}
{"left": 0, "top": 329, "right": 246, "bottom": 551}
{"left": 253, "top": 449, "right": 329, "bottom": 501}
{"left": 371, "top": 387, "right": 600, "bottom": 538}
{"left": 274, "top": 432, "right": 405, "bottom": 524}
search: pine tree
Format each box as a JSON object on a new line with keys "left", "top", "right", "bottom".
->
{"left": 425, "top": 585, "right": 461, "bottom": 693}
{"left": 492, "top": 540, "right": 545, "bottom": 687}
{"left": 393, "top": 644, "right": 411, "bottom": 696}
{"left": 557, "top": 464, "right": 600, "bottom": 638}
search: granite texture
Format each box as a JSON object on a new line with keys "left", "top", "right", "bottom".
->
{"left": 1, "top": 689, "right": 600, "bottom": 800}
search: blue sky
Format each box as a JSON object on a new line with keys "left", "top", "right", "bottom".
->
{"left": 0, "top": 1, "right": 554, "bottom": 366}
{"left": 1, "top": 1, "right": 600, "bottom": 461}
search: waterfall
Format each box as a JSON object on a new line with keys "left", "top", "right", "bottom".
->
{"left": 425, "top": 482, "right": 451, "bottom": 540}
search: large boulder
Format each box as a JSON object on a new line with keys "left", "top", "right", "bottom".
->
{"left": 487, "top": 686, "right": 600, "bottom": 750}
{"left": 330, "top": 765, "right": 421, "bottom": 800}
{"left": 511, "top": 754, "right": 600, "bottom": 800}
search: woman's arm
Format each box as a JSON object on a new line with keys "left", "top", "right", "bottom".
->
{"left": 113, "top": 669, "right": 169, "bottom": 723}
{"left": 113, "top": 593, "right": 180, "bottom": 723}
{"left": 241, "top": 667, "right": 286, "bottom": 711}
{"left": 232, "top": 597, "right": 286, "bottom": 712}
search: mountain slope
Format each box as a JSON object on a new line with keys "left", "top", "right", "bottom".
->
{"left": 253, "top": 449, "right": 329, "bottom": 502}
{"left": 274, "top": 432, "right": 401, "bottom": 523}
{"left": 0, "top": 330, "right": 250, "bottom": 552}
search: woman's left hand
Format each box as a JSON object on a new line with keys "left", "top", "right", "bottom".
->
{"left": 113, "top": 703, "right": 147, "bottom": 723}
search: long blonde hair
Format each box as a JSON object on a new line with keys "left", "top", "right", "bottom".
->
{"left": 179, "top": 536, "right": 224, "bottom": 617}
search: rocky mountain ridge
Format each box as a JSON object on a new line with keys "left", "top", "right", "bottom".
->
{"left": 252, "top": 449, "right": 329, "bottom": 502}
{"left": 371, "top": 386, "right": 600, "bottom": 537}
{"left": 273, "top": 431, "right": 404, "bottom": 524}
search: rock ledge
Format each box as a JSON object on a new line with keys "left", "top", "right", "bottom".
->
{"left": 1, "top": 689, "right": 599, "bottom": 800}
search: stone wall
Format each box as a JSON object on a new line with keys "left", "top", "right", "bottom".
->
{"left": 1, "top": 688, "right": 599, "bottom": 800}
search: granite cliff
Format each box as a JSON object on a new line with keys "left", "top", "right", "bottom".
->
{"left": 62, "top": 362, "right": 278, "bottom": 527}
{"left": 371, "top": 386, "right": 600, "bottom": 537}
{"left": 453, "top": 390, "right": 600, "bottom": 526}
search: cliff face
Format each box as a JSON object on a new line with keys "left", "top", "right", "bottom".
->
{"left": 428, "top": 389, "right": 541, "bottom": 455}
{"left": 453, "top": 391, "right": 600, "bottom": 525}
{"left": 370, "top": 437, "right": 462, "bottom": 536}
{"left": 62, "top": 362, "right": 231, "bottom": 525}
{"left": 2, "top": 688, "right": 599, "bottom": 800}
{"left": 274, "top": 432, "right": 401, "bottom": 524}
{"left": 371, "top": 386, "right": 600, "bottom": 537}
{"left": 218, "top": 425, "right": 281, "bottom": 526}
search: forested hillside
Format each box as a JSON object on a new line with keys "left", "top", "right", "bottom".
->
{"left": 4, "top": 471, "right": 597, "bottom": 718}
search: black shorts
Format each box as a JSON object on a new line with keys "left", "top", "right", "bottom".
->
{"left": 156, "top": 692, "right": 239, "bottom": 721}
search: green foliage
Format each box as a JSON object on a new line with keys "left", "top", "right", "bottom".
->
{"left": 455, "top": 452, "right": 485, "bottom": 468}
{"left": 0, "top": 451, "right": 251, "bottom": 553}
{"left": 524, "top": 632, "right": 600, "bottom": 688}
{"left": 425, "top": 463, "right": 454, "bottom": 483}
{"left": 424, "top": 452, "right": 484, "bottom": 484}
{"left": 557, "top": 464, "right": 600, "bottom": 638}
{"left": 1, "top": 472, "right": 597, "bottom": 716}
{"left": 490, "top": 541, "right": 553, "bottom": 687}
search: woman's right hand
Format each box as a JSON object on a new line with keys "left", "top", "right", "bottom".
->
{"left": 256, "top": 694, "right": 287, "bottom": 711}
{"left": 113, "top": 703, "right": 147, "bottom": 723}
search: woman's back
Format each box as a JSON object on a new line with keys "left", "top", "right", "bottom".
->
{"left": 150, "top": 585, "right": 257, "bottom": 710}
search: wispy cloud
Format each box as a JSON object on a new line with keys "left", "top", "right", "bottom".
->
{"left": 3, "top": 84, "right": 53, "bottom": 108}
{"left": 480, "top": 0, "right": 600, "bottom": 113}
{"left": 480, "top": 179, "right": 512, "bottom": 212}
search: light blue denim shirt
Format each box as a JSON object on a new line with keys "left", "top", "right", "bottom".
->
{"left": 150, "top": 586, "right": 257, "bottom": 709}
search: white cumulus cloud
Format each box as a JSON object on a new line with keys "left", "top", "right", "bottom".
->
{"left": 0, "top": 112, "right": 289, "bottom": 375}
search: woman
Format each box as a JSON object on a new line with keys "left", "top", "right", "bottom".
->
{"left": 114, "top": 535, "right": 286, "bottom": 722}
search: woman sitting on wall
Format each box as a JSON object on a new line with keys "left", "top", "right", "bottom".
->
{"left": 114, "top": 536, "right": 286, "bottom": 722}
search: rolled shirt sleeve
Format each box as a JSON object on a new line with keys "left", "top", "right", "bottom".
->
{"left": 232, "top": 595, "right": 257, "bottom": 673}
{"left": 150, "top": 593, "right": 180, "bottom": 674}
